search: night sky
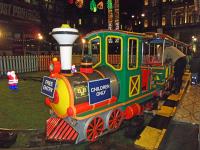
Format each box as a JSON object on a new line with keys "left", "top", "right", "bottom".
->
{"left": 120, "top": 0, "right": 144, "bottom": 15}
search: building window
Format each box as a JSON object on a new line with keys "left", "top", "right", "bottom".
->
{"left": 189, "top": 15, "right": 194, "bottom": 23}
{"left": 44, "top": 0, "right": 54, "bottom": 10}
{"left": 24, "top": 0, "right": 31, "bottom": 3}
{"left": 144, "top": 0, "right": 148, "bottom": 5}
{"left": 78, "top": 18, "right": 82, "bottom": 25}
{"left": 175, "top": 13, "right": 184, "bottom": 25}
{"left": 152, "top": 18, "right": 158, "bottom": 26}
{"left": 152, "top": 0, "right": 157, "bottom": 6}
{"left": 32, "top": 0, "right": 38, "bottom": 5}
{"left": 172, "top": 16, "right": 176, "bottom": 26}
{"left": 162, "top": 16, "right": 166, "bottom": 26}
{"left": 144, "top": 19, "right": 148, "bottom": 28}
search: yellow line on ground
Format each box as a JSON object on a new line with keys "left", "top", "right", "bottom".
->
{"left": 156, "top": 106, "right": 176, "bottom": 117}
{"left": 154, "top": 129, "right": 166, "bottom": 149}
{"left": 134, "top": 126, "right": 166, "bottom": 150}
{"left": 134, "top": 72, "right": 191, "bottom": 149}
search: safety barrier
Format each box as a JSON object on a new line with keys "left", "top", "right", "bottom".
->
{"left": 0, "top": 54, "right": 127, "bottom": 76}
{"left": 0, "top": 55, "right": 55, "bottom": 76}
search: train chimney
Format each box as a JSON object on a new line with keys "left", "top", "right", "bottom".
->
{"left": 51, "top": 24, "right": 79, "bottom": 74}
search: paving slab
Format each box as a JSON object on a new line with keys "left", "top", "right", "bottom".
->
{"left": 174, "top": 85, "right": 200, "bottom": 125}
{"left": 159, "top": 121, "right": 199, "bottom": 150}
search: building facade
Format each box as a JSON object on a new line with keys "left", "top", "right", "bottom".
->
{"left": 0, "top": 0, "right": 110, "bottom": 55}
{"left": 0, "top": 0, "right": 67, "bottom": 55}
{"left": 142, "top": 0, "right": 200, "bottom": 48}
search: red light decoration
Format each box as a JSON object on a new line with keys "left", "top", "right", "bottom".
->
{"left": 67, "top": 0, "right": 74, "bottom": 4}
{"left": 75, "top": 0, "right": 83, "bottom": 8}
{"left": 97, "top": 1, "right": 103, "bottom": 10}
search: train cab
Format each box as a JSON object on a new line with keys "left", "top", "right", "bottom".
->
{"left": 83, "top": 30, "right": 157, "bottom": 105}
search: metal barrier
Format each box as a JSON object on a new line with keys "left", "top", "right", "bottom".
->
{"left": 0, "top": 55, "right": 58, "bottom": 76}
{"left": 0, "top": 54, "right": 122, "bottom": 76}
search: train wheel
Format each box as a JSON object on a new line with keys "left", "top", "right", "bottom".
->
{"left": 108, "top": 109, "right": 123, "bottom": 130}
{"left": 86, "top": 117, "right": 104, "bottom": 142}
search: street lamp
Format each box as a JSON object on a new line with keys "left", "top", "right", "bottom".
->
{"left": 0, "top": 30, "right": 2, "bottom": 38}
{"left": 192, "top": 35, "right": 197, "bottom": 52}
{"left": 37, "top": 33, "right": 43, "bottom": 55}
{"left": 141, "top": 13, "right": 145, "bottom": 17}
{"left": 81, "top": 38, "right": 86, "bottom": 57}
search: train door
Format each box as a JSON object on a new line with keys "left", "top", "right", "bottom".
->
{"left": 127, "top": 37, "right": 141, "bottom": 99}
{"left": 105, "top": 34, "right": 130, "bottom": 103}
{"left": 141, "top": 39, "right": 157, "bottom": 92}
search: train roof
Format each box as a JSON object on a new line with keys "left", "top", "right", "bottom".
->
{"left": 144, "top": 32, "right": 189, "bottom": 47}
{"left": 83, "top": 29, "right": 145, "bottom": 38}
{"left": 82, "top": 29, "right": 189, "bottom": 47}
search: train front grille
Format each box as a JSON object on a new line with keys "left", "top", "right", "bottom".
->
{"left": 46, "top": 117, "right": 78, "bottom": 143}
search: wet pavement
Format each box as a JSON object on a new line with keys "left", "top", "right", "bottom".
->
{"left": 173, "top": 84, "right": 200, "bottom": 125}
{"left": 159, "top": 121, "right": 199, "bottom": 150}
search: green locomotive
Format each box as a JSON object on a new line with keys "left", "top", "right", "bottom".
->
{"left": 41, "top": 25, "right": 187, "bottom": 143}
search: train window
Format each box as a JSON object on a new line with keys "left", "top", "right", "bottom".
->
{"left": 106, "top": 36, "right": 122, "bottom": 70}
{"left": 128, "top": 38, "right": 138, "bottom": 69}
{"left": 89, "top": 37, "right": 101, "bottom": 67}
{"left": 142, "top": 40, "right": 164, "bottom": 65}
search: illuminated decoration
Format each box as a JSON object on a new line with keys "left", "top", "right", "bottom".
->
{"left": 67, "top": 0, "right": 74, "bottom": 4}
{"left": 194, "top": 0, "right": 199, "bottom": 11}
{"left": 90, "top": 0, "right": 97, "bottom": 12}
{"left": 97, "top": 1, "right": 103, "bottom": 10}
{"left": 108, "top": 9, "right": 113, "bottom": 30}
{"left": 107, "top": 0, "right": 113, "bottom": 10}
{"left": 75, "top": 0, "right": 83, "bottom": 8}
{"left": 7, "top": 71, "right": 18, "bottom": 90}
{"left": 114, "top": 0, "right": 119, "bottom": 30}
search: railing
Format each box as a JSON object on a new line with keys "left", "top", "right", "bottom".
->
{"left": 0, "top": 55, "right": 83, "bottom": 76}
{"left": 0, "top": 55, "right": 53, "bottom": 76}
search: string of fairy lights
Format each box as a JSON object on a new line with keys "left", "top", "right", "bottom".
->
{"left": 67, "top": 0, "right": 113, "bottom": 12}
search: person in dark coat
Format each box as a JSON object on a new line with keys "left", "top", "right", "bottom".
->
{"left": 163, "top": 46, "right": 187, "bottom": 94}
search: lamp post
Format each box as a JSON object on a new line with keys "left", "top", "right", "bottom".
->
{"left": 192, "top": 35, "right": 197, "bottom": 52}
{"left": 37, "top": 33, "right": 43, "bottom": 55}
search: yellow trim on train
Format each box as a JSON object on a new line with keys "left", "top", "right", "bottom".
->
{"left": 74, "top": 91, "right": 155, "bottom": 120}
{"left": 88, "top": 36, "right": 102, "bottom": 68}
{"left": 129, "top": 75, "right": 140, "bottom": 97}
{"left": 105, "top": 35, "right": 123, "bottom": 71}
{"left": 50, "top": 74, "right": 76, "bottom": 118}
{"left": 127, "top": 37, "right": 139, "bottom": 70}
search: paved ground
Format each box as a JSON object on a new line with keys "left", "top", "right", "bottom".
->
{"left": 173, "top": 84, "right": 200, "bottom": 125}
{"left": 159, "top": 121, "right": 199, "bottom": 150}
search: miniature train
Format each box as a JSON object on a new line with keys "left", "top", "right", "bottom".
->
{"left": 41, "top": 24, "right": 188, "bottom": 144}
